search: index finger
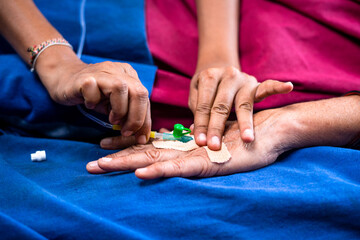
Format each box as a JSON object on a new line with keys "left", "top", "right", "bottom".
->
{"left": 194, "top": 70, "right": 222, "bottom": 146}
{"left": 121, "top": 81, "right": 149, "bottom": 136}
{"left": 234, "top": 81, "right": 258, "bottom": 143}
{"left": 86, "top": 144, "right": 185, "bottom": 174}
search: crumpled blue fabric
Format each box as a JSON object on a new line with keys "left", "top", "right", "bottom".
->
{"left": 0, "top": 133, "right": 359, "bottom": 239}
{"left": 0, "top": 0, "right": 359, "bottom": 239}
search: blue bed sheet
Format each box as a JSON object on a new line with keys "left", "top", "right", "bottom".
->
{"left": 0, "top": 133, "right": 359, "bottom": 239}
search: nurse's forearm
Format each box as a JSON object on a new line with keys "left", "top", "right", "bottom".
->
{"left": 195, "top": 0, "right": 240, "bottom": 70}
{"left": 0, "top": 0, "right": 81, "bottom": 84}
{"left": 0, "top": 0, "right": 64, "bottom": 62}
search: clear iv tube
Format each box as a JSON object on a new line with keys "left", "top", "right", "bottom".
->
{"left": 76, "top": 105, "right": 113, "bottom": 129}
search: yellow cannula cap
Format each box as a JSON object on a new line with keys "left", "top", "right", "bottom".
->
{"left": 112, "top": 125, "right": 122, "bottom": 130}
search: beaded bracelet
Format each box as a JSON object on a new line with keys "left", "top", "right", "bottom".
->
{"left": 27, "top": 38, "right": 73, "bottom": 72}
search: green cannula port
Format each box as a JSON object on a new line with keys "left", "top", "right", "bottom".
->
{"left": 173, "top": 124, "right": 191, "bottom": 139}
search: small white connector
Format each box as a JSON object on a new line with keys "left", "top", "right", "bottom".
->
{"left": 31, "top": 150, "right": 47, "bottom": 162}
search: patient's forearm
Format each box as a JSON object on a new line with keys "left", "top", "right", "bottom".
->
{"left": 282, "top": 95, "right": 360, "bottom": 150}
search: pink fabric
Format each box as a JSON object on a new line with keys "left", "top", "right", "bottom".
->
{"left": 146, "top": 0, "right": 360, "bottom": 129}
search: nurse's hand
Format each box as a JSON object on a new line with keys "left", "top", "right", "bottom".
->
{"left": 189, "top": 66, "right": 293, "bottom": 150}
{"left": 36, "top": 48, "right": 151, "bottom": 145}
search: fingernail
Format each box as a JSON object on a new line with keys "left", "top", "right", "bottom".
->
{"left": 88, "top": 161, "right": 98, "bottom": 168}
{"left": 243, "top": 129, "right": 254, "bottom": 140}
{"left": 137, "top": 135, "right": 147, "bottom": 144}
{"left": 210, "top": 136, "right": 220, "bottom": 147}
{"left": 100, "top": 138, "right": 112, "bottom": 147}
{"left": 198, "top": 133, "right": 207, "bottom": 143}
{"left": 101, "top": 157, "right": 112, "bottom": 162}
{"left": 123, "top": 131, "right": 133, "bottom": 137}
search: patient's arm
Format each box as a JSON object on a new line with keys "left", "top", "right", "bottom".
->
{"left": 87, "top": 95, "right": 360, "bottom": 179}
{"left": 0, "top": 0, "right": 151, "bottom": 144}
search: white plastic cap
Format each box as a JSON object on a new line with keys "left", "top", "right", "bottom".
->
{"left": 31, "top": 150, "right": 47, "bottom": 162}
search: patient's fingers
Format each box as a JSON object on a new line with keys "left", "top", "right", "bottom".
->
{"left": 86, "top": 161, "right": 107, "bottom": 174}
{"left": 135, "top": 149, "right": 217, "bottom": 179}
{"left": 98, "top": 148, "right": 185, "bottom": 172}
{"left": 86, "top": 144, "right": 186, "bottom": 173}
{"left": 87, "top": 144, "right": 154, "bottom": 174}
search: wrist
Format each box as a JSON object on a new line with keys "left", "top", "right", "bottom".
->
{"left": 253, "top": 108, "right": 298, "bottom": 156}
{"left": 275, "top": 96, "right": 360, "bottom": 151}
{"left": 35, "top": 45, "right": 85, "bottom": 91}
{"left": 195, "top": 57, "right": 240, "bottom": 74}
{"left": 196, "top": 45, "right": 240, "bottom": 73}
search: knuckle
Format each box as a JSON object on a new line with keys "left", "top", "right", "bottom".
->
{"left": 152, "top": 163, "right": 166, "bottom": 178}
{"left": 198, "top": 158, "right": 214, "bottom": 177}
{"left": 199, "top": 68, "right": 217, "bottom": 81}
{"left": 80, "top": 76, "right": 96, "bottom": 88}
{"left": 134, "top": 85, "right": 149, "bottom": 99}
{"left": 144, "top": 149, "right": 162, "bottom": 163}
{"left": 247, "top": 75, "right": 258, "bottom": 84}
{"left": 224, "top": 66, "right": 240, "bottom": 78}
{"left": 171, "top": 159, "right": 186, "bottom": 176}
{"left": 211, "top": 103, "right": 231, "bottom": 116}
{"left": 195, "top": 124, "right": 208, "bottom": 132}
{"left": 188, "top": 150, "right": 215, "bottom": 177}
{"left": 196, "top": 103, "right": 212, "bottom": 114}
{"left": 112, "top": 81, "right": 128, "bottom": 94}
{"left": 238, "top": 101, "right": 253, "bottom": 112}
{"left": 123, "top": 63, "right": 138, "bottom": 77}
{"left": 207, "top": 125, "right": 224, "bottom": 135}
{"left": 121, "top": 62, "right": 132, "bottom": 69}
{"left": 264, "top": 87, "right": 273, "bottom": 96}
{"left": 130, "top": 144, "right": 147, "bottom": 152}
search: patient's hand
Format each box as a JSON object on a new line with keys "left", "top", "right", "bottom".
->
{"left": 87, "top": 108, "right": 291, "bottom": 179}
{"left": 86, "top": 95, "right": 360, "bottom": 179}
